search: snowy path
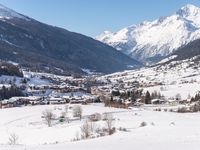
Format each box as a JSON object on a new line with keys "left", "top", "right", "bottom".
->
{"left": 4, "top": 115, "right": 36, "bottom": 126}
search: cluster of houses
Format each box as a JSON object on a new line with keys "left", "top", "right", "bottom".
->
{"left": 0, "top": 70, "right": 194, "bottom": 110}
{"left": 0, "top": 72, "right": 103, "bottom": 109}
{"left": 0, "top": 94, "right": 97, "bottom": 109}
{"left": 91, "top": 82, "right": 141, "bottom": 108}
{"left": 91, "top": 79, "right": 193, "bottom": 108}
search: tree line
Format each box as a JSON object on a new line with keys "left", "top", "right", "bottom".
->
{"left": 0, "top": 85, "right": 24, "bottom": 100}
{"left": 0, "top": 62, "right": 23, "bottom": 77}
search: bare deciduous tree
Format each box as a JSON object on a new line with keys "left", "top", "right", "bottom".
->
{"left": 75, "top": 131, "right": 80, "bottom": 141}
{"left": 8, "top": 133, "right": 19, "bottom": 145}
{"left": 80, "top": 120, "right": 91, "bottom": 139}
{"left": 65, "top": 105, "right": 70, "bottom": 123}
{"left": 104, "top": 113, "right": 115, "bottom": 135}
{"left": 61, "top": 111, "right": 66, "bottom": 118}
{"left": 100, "top": 94, "right": 111, "bottom": 107}
{"left": 42, "top": 109, "right": 55, "bottom": 127}
{"left": 65, "top": 105, "right": 69, "bottom": 113}
{"left": 73, "top": 105, "right": 83, "bottom": 120}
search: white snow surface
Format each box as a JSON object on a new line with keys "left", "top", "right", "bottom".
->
{"left": 96, "top": 4, "right": 200, "bottom": 60}
{"left": 156, "top": 55, "right": 177, "bottom": 64}
{"left": 1, "top": 104, "right": 200, "bottom": 150}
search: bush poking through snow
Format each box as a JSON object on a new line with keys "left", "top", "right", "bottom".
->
{"left": 79, "top": 120, "right": 111, "bottom": 140}
{"left": 189, "top": 102, "right": 200, "bottom": 112}
{"left": 176, "top": 101, "right": 200, "bottom": 113}
{"left": 74, "top": 113, "right": 117, "bottom": 142}
{"left": 59, "top": 115, "right": 65, "bottom": 123}
{"left": 72, "top": 132, "right": 80, "bottom": 141}
{"left": 175, "top": 93, "right": 182, "bottom": 101}
{"left": 177, "top": 107, "right": 189, "bottom": 113}
{"left": 42, "top": 109, "right": 55, "bottom": 127}
{"left": 88, "top": 113, "right": 102, "bottom": 122}
{"left": 8, "top": 133, "right": 19, "bottom": 145}
{"left": 170, "top": 122, "right": 175, "bottom": 126}
{"left": 102, "top": 112, "right": 113, "bottom": 121}
{"left": 104, "top": 113, "right": 115, "bottom": 135}
{"left": 118, "top": 127, "right": 128, "bottom": 132}
{"left": 80, "top": 120, "right": 92, "bottom": 139}
{"left": 140, "top": 122, "right": 147, "bottom": 127}
{"left": 154, "top": 108, "right": 161, "bottom": 111}
{"left": 61, "top": 112, "right": 66, "bottom": 118}
{"left": 73, "top": 105, "right": 83, "bottom": 120}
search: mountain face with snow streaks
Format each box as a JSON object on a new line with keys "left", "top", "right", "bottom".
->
{"left": 0, "top": 4, "right": 142, "bottom": 75}
{"left": 96, "top": 4, "right": 200, "bottom": 63}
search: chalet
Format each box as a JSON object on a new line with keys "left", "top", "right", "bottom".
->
{"left": 23, "top": 96, "right": 43, "bottom": 105}
{"left": 132, "top": 81, "right": 140, "bottom": 88}
{"left": 48, "top": 97, "right": 65, "bottom": 105}
{"left": 62, "top": 96, "right": 71, "bottom": 103}
{"left": 29, "top": 84, "right": 50, "bottom": 90}
{"left": 123, "top": 99, "right": 132, "bottom": 107}
{"left": 27, "top": 88, "right": 46, "bottom": 96}
{"left": 8, "top": 97, "right": 28, "bottom": 106}
{"left": 9, "top": 96, "right": 43, "bottom": 106}
{"left": 0, "top": 99, "right": 14, "bottom": 108}
{"left": 151, "top": 99, "right": 166, "bottom": 105}
{"left": 167, "top": 99, "right": 179, "bottom": 106}
{"left": 82, "top": 95, "right": 96, "bottom": 103}
{"left": 69, "top": 96, "right": 86, "bottom": 104}
{"left": 179, "top": 99, "right": 191, "bottom": 104}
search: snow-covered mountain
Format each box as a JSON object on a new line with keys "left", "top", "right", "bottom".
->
{"left": 0, "top": 3, "right": 142, "bottom": 75}
{"left": 0, "top": 4, "right": 29, "bottom": 20}
{"left": 96, "top": 4, "right": 200, "bottom": 63}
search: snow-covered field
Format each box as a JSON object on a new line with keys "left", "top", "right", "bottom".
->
{"left": 1, "top": 56, "right": 200, "bottom": 150}
{"left": 1, "top": 104, "right": 200, "bottom": 150}
{"left": 0, "top": 104, "right": 120, "bottom": 145}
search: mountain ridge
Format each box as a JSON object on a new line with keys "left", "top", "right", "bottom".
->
{"left": 96, "top": 4, "right": 200, "bottom": 64}
{"left": 0, "top": 4, "right": 142, "bottom": 75}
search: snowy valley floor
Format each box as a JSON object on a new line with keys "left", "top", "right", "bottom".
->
{"left": 1, "top": 104, "right": 200, "bottom": 150}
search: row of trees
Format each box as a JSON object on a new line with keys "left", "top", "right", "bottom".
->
{"left": 111, "top": 89, "right": 143, "bottom": 102}
{"left": 102, "top": 89, "right": 164, "bottom": 107}
{"left": 144, "top": 90, "right": 163, "bottom": 104}
{"left": 191, "top": 92, "right": 200, "bottom": 102}
{"left": 42, "top": 105, "right": 83, "bottom": 127}
{"left": 0, "top": 62, "right": 23, "bottom": 77}
{"left": 103, "top": 89, "right": 200, "bottom": 106}
{"left": 111, "top": 89, "right": 162, "bottom": 105}
{"left": 0, "top": 85, "right": 24, "bottom": 100}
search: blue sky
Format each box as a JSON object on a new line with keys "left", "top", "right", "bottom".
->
{"left": 0, "top": 0, "right": 199, "bottom": 37}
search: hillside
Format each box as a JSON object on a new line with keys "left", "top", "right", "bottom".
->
{"left": 0, "top": 61, "right": 23, "bottom": 77}
{"left": 0, "top": 4, "right": 142, "bottom": 75}
{"left": 173, "top": 39, "right": 200, "bottom": 61}
{"left": 155, "top": 38, "right": 200, "bottom": 66}
{"left": 96, "top": 4, "right": 200, "bottom": 64}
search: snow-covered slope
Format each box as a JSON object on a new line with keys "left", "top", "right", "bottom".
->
{"left": 2, "top": 104, "right": 200, "bottom": 150}
{"left": 97, "top": 55, "right": 200, "bottom": 100}
{"left": 0, "top": 4, "right": 142, "bottom": 75}
{"left": 0, "top": 4, "right": 28, "bottom": 20}
{"left": 96, "top": 4, "right": 200, "bottom": 63}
